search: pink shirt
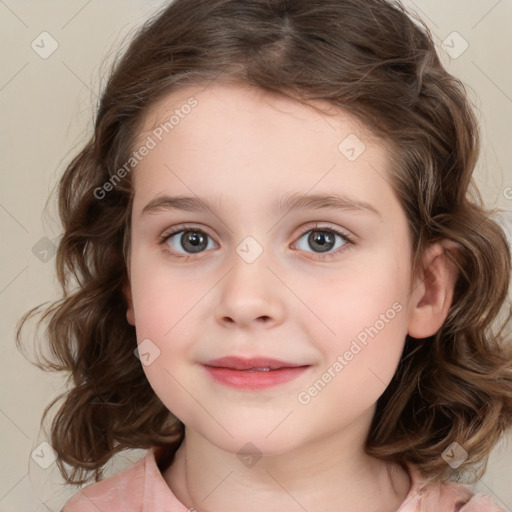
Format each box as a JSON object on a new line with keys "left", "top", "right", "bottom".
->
{"left": 62, "top": 445, "right": 505, "bottom": 511}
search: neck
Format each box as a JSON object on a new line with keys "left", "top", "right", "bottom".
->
{"left": 163, "top": 408, "right": 411, "bottom": 512}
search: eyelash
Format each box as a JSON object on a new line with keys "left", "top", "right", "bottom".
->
{"left": 157, "top": 223, "right": 354, "bottom": 261}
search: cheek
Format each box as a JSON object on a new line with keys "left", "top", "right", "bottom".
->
{"left": 295, "top": 281, "right": 408, "bottom": 424}
{"left": 133, "top": 285, "right": 202, "bottom": 424}
{"left": 129, "top": 254, "right": 203, "bottom": 398}
{"left": 130, "top": 247, "right": 210, "bottom": 337}
{"left": 309, "top": 247, "right": 411, "bottom": 378}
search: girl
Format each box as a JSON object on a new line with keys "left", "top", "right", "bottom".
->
{"left": 17, "top": 0, "right": 512, "bottom": 511}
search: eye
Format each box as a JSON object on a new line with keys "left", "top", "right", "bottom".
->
{"left": 159, "top": 225, "right": 217, "bottom": 257}
{"left": 293, "top": 224, "right": 353, "bottom": 260}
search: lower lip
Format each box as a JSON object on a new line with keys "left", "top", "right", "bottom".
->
{"left": 202, "top": 365, "right": 310, "bottom": 390}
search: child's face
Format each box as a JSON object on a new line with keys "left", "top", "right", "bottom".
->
{"left": 126, "top": 81, "right": 417, "bottom": 455}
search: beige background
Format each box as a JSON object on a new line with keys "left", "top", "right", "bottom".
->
{"left": 1, "top": 1, "right": 511, "bottom": 510}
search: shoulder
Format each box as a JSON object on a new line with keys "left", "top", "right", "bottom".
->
{"left": 62, "top": 445, "right": 187, "bottom": 512}
{"left": 61, "top": 450, "right": 149, "bottom": 512}
{"left": 398, "top": 462, "right": 506, "bottom": 512}
{"left": 457, "top": 492, "right": 508, "bottom": 512}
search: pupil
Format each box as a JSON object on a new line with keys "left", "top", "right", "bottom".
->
{"left": 182, "top": 231, "right": 207, "bottom": 253}
{"left": 310, "top": 231, "right": 334, "bottom": 253}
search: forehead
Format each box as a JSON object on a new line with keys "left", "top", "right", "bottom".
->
{"left": 135, "top": 80, "right": 377, "bottom": 148}
{"left": 130, "top": 81, "right": 398, "bottom": 220}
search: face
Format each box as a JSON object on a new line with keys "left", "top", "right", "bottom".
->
{"left": 125, "top": 81, "right": 416, "bottom": 455}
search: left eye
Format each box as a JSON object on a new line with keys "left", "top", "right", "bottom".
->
{"left": 294, "top": 228, "right": 350, "bottom": 257}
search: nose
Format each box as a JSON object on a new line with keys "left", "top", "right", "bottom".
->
{"left": 213, "top": 246, "right": 286, "bottom": 330}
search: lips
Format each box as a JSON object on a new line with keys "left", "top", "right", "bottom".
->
{"left": 201, "top": 356, "right": 311, "bottom": 390}
{"left": 202, "top": 356, "right": 306, "bottom": 371}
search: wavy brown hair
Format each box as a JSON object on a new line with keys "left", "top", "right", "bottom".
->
{"left": 17, "top": 0, "right": 512, "bottom": 486}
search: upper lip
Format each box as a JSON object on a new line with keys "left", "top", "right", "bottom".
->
{"left": 202, "top": 356, "right": 309, "bottom": 370}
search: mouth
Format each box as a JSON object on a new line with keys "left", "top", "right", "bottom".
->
{"left": 202, "top": 356, "right": 308, "bottom": 370}
{"left": 201, "top": 356, "right": 311, "bottom": 390}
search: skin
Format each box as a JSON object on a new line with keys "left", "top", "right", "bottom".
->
{"left": 124, "top": 81, "right": 458, "bottom": 512}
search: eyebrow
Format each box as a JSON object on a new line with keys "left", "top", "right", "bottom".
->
{"left": 141, "top": 192, "right": 380, "bottom": 218}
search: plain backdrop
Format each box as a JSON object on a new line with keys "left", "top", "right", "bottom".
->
{"left": 1, "top": 1, "right": 511, "bottom": 510}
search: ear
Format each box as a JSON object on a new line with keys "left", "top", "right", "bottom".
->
{"left": 123, "top": 278, "right": 136, "bottom": 326}
{"left": 407, "top": 240, "right": 459, "bottom": 339}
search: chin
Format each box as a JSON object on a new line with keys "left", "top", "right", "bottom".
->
{"left": 198, "top": 424, "right": 302, "bottom": 457}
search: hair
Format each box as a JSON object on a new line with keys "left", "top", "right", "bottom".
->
{"left": 16, "top": 0, "right": 512, "bottom": 487}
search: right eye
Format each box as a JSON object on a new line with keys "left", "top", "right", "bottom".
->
{"left": 159, "top": 226, "right": 218, "bottom": 258}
